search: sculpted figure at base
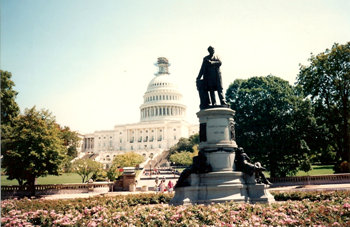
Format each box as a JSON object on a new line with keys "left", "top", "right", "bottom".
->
{"left": 235, "top": 147, "right": 271, "bottom": 185}
{"left": 196, "top": 46, "right": 227, "bottom": 109}
{"left": 174, "top": 151, "right": 212, "bottom": 188}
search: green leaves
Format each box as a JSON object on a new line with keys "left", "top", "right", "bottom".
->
{"left": 72, "top": 159, "right": 102, "bottom": 183}
{"left": 226, "top": 75, "right": 316, "bottom": 177}
{"left": 112, "top": 152, "right": 145, "bottom": 168}
{"left": 0, "top": 70, "right": 19, "bottom": 127}
{"left": 2, "top": 107, "right": 66, "bottom": 190}
{"left": 297, "top": 42, "right": 350, "bottom": 172}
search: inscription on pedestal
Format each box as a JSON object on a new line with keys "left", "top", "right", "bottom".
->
{"left": 207, "top": 119, "right": 229, "bottom": 142}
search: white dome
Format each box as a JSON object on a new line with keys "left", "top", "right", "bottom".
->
{"left": 140, "top": 57, "right": 186, "bottom": 122}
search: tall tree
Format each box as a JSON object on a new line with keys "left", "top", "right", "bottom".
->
{"left": 1, "top": 70, "right": 20, "bottom": 151}
{"left": 297, "top": 42, "right": 350, "bottom": 172}
{"left": 226, "top": 75, "right": 316, "bottom": 177}
{"left": 2, "top": 107, "right": 66, "bottom": 196}
{"left": 59, "top": 126, "right": 81, "bottom": 158}
{"left": 0, "top": 70, "right": 20, "bottom": 126}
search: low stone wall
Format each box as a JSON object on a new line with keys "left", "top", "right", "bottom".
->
{"left": 1, "top": 182, "right": 112, "bottom": 199}
{"left": 269, "top": 173, "right": 350, "bottom": 187}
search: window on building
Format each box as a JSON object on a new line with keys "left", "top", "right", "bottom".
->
{"left": 174, "top": 136, "right": 176, "bottom": 140}
{"left": 131, "top": 146, "right": 133, "bottom": 150}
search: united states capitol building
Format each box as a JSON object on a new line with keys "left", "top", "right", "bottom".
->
{"left": 81, "top": 57, "right": 198, "bottom": 167}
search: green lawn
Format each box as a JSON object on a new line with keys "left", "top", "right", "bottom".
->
{"left": 263, "top": 165, "right": 334, "bottom": 178}
{"left": 1, "top": 165, "right": 335, "bottom": 186}
{"left": 1, "top": 173, "right": 83, "bottom": 186}
{"left": 296, "top": 165, "right": 334, "bottom": 176}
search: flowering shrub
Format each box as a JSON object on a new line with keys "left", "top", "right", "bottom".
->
{"left": 272, "top": 190, "right": 350, "bottom": 202}
{"left": 2, "top": 192, "right": 350, "bottom": 226}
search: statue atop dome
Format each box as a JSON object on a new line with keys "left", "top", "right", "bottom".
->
{"left": 156, "top": 57, "right": 170, "bottom": 75}
{"left": 196, "top": 46, "right": 227, "bottom": 109}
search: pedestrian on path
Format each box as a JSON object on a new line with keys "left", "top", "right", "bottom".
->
{"left": 159, "top": 181, "right": 166, "bottom": 192}
{"left": 167, "top": 180, "right": 174, "bottom": 193}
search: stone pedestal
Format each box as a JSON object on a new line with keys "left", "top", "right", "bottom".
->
{"left": 170, "top": 107, "right": 275, "bottom": 205}
{"left": 171, "top": 171, "right": 274, "bottom": 205}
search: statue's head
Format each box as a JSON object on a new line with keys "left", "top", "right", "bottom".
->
{"left": 236, "top": 147, "right": 244, "bottom": 154}
{"left": 207, "top": 46, "right": 215, "bottom": 55}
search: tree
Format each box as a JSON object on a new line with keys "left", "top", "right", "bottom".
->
{"left": 58, "top": 125, "right": 81, "bottom": 172}
{"left": 169, "top": 152, "right": 193, "bottom": 166}
{"left": 297, "top": 42, "right": 350, "bottom": 172}
{"left": 111, "top": 152, "right": 144, "bottom": 168}
{"left": 0, "top": 70, "right": 20, "bottom": 127}
{"left": 59, "top": 126, "right": 81, "bottom": 158}
{"left": 226, "top": 75, "right": 317, "bottom": 177}
{"left": 2, "top": 107, "right": 66, "bottom": 196}
{"left": 107, "top": 152, "right": 144, "bottom": 181}
{"left": 169, "top": 146, "right": 199, "bottom": 166}
{"left": 169, "top": 133, "right": 199, "bottom": 155}
{"left": 1, "top": 70, "right": 20, "bottom": 152}
{"left": 72, "top": 158, "right": 102, "bottom": 183}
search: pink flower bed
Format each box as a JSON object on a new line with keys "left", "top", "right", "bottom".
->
{"left": 1, "top": 192, "right": 350, "bottom": 226}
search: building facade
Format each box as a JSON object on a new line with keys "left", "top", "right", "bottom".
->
{"left": 82, "top": 57, "right": 198, "bottom": 167}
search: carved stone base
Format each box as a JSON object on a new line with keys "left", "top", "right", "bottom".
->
{"left": 170, "top": 171, "right": 275, "bottom": 205}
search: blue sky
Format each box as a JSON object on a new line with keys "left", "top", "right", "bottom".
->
{"left": 1, "top": 0, "right": 350, "bottom": 133}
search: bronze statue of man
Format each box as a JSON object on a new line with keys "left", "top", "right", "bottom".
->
{"left": 196, "top": 46, "right": 227, "bottom": 108}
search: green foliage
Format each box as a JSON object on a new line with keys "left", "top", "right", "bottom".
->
{"left": 169, "top": 152, "right": 194, "bottom": 166}
{"left": 271, "top": 191, "right": 350, "bottom": 202}
{"left": 111, "top": 152, "right": 144, "bottom": 168}
{"left": 2, "top": 192, "right": 350, "bottom": 226}
{"left": 107, "top": 152, "right": 144, "bottom": 181}
{"left": 72, "top": 159, "right": 102, "bottom": 183}
{"left": 91, "top": 168, "right": 107, "bottom": 181}
{"left": 1, "top": 70, "right": 20, "bottom": 154}
{"left": 297, "top": 42, "right": 350, "bottom": 172}
{"left": 1, "top": 107, "right": 66, "bottom": 195}
{"left": 58, "top": 126, "right": 81, "bottom": 172}
{"left": 169, "top": 133, "right": 199, "bottom": 155}
{"left": 59, "top": 126, "right": 81, "bottom": 158}
{"left": 106, "top": 165, "right": 123, "bottom": 181}
{"left": 0, "top": 70, "right": 19, "bottom": 127}
{"left": 226, "top": 75, "right": 317, "bottom": 177}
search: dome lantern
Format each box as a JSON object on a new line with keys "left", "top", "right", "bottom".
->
{"left": 156, "top": 57, "right": 170, "bottom": 75}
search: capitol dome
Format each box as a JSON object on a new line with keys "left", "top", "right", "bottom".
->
{"left": 140, "top": 57, "right": 186, "bottom": 122}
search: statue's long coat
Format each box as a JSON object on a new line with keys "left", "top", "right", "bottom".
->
{"left": 198, "top": 55, "right": 223, "bottom": 91}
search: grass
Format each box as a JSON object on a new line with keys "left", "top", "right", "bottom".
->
{"left": 296, "top": 165, "right": 334, "bottom": 176}
{"left": 0, "top": 165, "right": 336, "bottom": 186}
{"left": 263, "top": 164, "right": 334, "bottom": 178}
{"left": 1, "top": 173, "right": 82, "bottom": 186}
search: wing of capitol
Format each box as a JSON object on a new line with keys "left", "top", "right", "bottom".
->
{"left": 81, "top": 57, "right": 198, "bottom": 168}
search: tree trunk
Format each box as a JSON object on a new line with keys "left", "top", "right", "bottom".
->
{"left": 27, "top": 176, "right": 36, "bottom": 197}
{"left": 342, "top": 95, "right": 350, "bottom": 163}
